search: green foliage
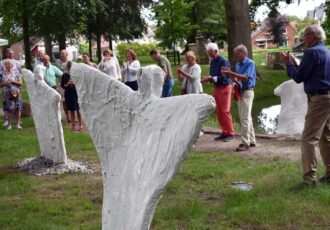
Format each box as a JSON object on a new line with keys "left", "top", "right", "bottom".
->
{"left": 322, "top": 18, "right": 330, "bottom": 45}
{"left": 187, "top": 0, "right": 227, "bottom": 42}
{"left": 116, "top": 42, "right": 162, "bottom": 58}
{"left": 286, "top": 15, "right": 319, "bottom": 38}
{"left": 322, "top": 2, "right": 330, "bottom": 45}
{"left": 250, "top": 0, "right": 300, "bottom": 19}
{"left": 79, "top": 42, "right": 89, "bottom": 54}
{"left": 154, "top": 0, "right": 196, "bottom": 49}
{"left": 268, "top": 14, "right": 289, "bottom": 47}
{"left": 0, "top": 0, "right": 29, "bottom": 44}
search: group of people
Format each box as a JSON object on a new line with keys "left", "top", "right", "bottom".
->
{"left": 200, "top": 43, "right": 257, "bottom": 152}
{"left": 1, "top": 24, "right": 329, "bottom": 189}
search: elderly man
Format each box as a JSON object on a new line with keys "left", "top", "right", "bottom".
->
{"left": 201, "top": 43, "right": 235, "bottom": 142}
{"left": 221, "top": 44, "right": 257, "bottom": 151}
{"left": 149, "top": 48, "right": 174, "bottom": 97}
{"left": 56, "top": 49, "right": 71, "bottom": 122}
{"left": 56, "top": 49, "right": 69, "bottom": 71}
{"left": 281, "top": 24, "right": 330, "bottom": 189}
{"left": 43, "top": 55, "right": 63, "bottom": 89}
{"left": 34, "top": 50, "right": 45, "bottom": 69}
{"left": 1, "top": 48, "right": 21, "bottom": 74}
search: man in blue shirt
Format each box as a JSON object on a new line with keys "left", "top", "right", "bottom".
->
{"left": 201, "top": 43, "right": 235, "bottom": 142}
{"left": 281, "top": 24, "right": 330, "bottom": 189}
{"left": 222, "top": 44, "right": 257, "bottom": 152}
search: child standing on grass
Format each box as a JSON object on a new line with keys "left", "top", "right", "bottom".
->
{"left": 60, "top": 62, "right": 83, "bottom": 132}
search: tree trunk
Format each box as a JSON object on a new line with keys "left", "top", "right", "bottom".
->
{"left": 88, "top": 32, "right": 93, "bottom": 61}
{"left": 96, "top": 31, "right": 102, "bottom": 63}
{"left": 58, "top": 33, "right": 66, "bottom": 51}
{"left": 22, "top": 0, "right": 32, "bottom": 70}
{"left": 224, "top": 0, "right": 253, "bottom": 67}
{"left": 109, "top": 36, "right": 113, "bottom": 51}
{"left": 44, "top": 36, "right": 53, "bottom": 62}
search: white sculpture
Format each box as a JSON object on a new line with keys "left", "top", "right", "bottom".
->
{"left": 274, "top": 79, "right": 307, "bottom": 135}
{"left": 22, "top": 66, "right": 67, "bottom": 164}
{"left": 70, "top": 63, "right": 215, "bottom": 230}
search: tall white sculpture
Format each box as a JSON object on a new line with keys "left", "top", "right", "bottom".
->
{"left": 22, "top": 66, "right": 67, "bottom": 164}
{"left": 70, "top": 63, "right": 215, "bottom": 230}
{"left": 274, "top": 79, "right": 307, "bottom": 135}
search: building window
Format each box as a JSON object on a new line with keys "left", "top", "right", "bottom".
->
{"left": 283, "top": 27, "right": 288, "bottom": 34}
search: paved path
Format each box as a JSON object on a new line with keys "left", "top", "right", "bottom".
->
{"left": 194, "top": 131, "right": 302, "bottom": 161}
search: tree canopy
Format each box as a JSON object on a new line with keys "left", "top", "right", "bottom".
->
{"left": 153, "top": 0, "right": 195, "bottom": 50}
{"left": 0, "top": 0, "right": 154, "bottom": 65}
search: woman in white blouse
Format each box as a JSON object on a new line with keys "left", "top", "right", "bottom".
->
{"left": 121, "top": 49, "right": 140, "bottom": 91}
{"left": 176, "top": 51, "right": 203, "bottom": 94}
{"left": 98, "top": 49, "right": 121, "bottom": 80}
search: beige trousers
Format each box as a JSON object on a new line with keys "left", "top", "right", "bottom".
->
{"left": 302, "top": 95, "right": 330, "bottom": 182}
{"left": 238, "top": 90, "right": 256, "bottom": 146}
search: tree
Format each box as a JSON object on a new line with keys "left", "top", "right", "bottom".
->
{"left": 286, "top": 15, "right": 318, "bottom": 38}
{"left": 81, "top": 0, "right": 153, "bottom": 62}
{"left": 250, "top": 0, "right": 300, "bottom": 19}
{"left": 224, "top": 0, "right": 252, "bottom": 66}
{"left": 154, "top": 0, "right": 195, "bottom": 50}
{"left": 186, "top": 0, "right": 227, "bottom": 43}
{"left": 322, "top": 2, "right": 330, "bottom": 45}
{"left": 268, "top": 14, "right": 289, "bottom": 47}
{"left": 32, "top": 0, "right": 84, "bottom": 50}
{"left": 0, "top": 0, "right": 33, "bottom": 70}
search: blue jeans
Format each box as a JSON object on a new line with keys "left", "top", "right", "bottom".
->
{"left": 162, "top": 79, "right": 174, "bottom": 97}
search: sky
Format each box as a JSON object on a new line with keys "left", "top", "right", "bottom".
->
{"left": 255, "top": 0, "right": 326, "bottom": 20}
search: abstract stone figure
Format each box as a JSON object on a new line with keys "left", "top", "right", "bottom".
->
{"left": 22, "top": 66, "right": 67, "bottom": 164}
{"left": 274, "top": 79, "right": 307, "bottom": 135}
{"left": 70, "top": 63, "right": 215, "bottom": 230}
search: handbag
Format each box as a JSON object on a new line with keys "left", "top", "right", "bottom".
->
{"left": 232, "top": 80, "right": 241, "bottom": 101}
{"left": 10, "top": 88, "right": 20, "bottom": 100}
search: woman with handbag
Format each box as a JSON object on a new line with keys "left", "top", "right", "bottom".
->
{"left": 176, "top": 51, "right": 203, "bottom": 94}
{"left": 0, "top": 59, "right": 23, "bottom": 129}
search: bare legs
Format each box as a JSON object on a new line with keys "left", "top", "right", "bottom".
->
{"left": 63, "top": 101, "right": 70, "bottom": 123}
{"left": 7, "top": 110, "right": 21, "bottom": 129}
{"left": 70, "top": 110, "right": 83, "bottom": 131}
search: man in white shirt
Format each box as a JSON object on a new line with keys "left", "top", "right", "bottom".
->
{"left": 56, "top": 49, "right": 70, "bottom": 123}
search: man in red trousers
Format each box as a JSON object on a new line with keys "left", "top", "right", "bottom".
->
{"left": 201, "top": 43, "right": 235, "bottom": 142}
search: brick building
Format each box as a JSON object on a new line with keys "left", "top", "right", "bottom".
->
{"left": 251, "top": 19, "right": 296, "bottom": 49}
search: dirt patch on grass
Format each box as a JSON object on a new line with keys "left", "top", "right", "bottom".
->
{"left": 195, "top": 130, "right": 302, "bottom": 162}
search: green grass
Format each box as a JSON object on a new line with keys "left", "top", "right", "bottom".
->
{"left": 1, "top": 50, "right": 320, "bottom": 229}
{"left": 1, "top": 122, "right": 330, "bottom": 229}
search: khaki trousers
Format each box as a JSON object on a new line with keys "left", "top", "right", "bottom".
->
{"left": 302, "top": 95, "right": 330, "bottom": 182}
{"left": 238, "top": 90, "right": 256, "bottom": 146}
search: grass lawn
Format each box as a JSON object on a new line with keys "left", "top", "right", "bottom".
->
{"left": 2, "top": 51, "right": 328, "bottom": 229}
{"left": 1, "top": 122, "right": 330, "bottom": 229}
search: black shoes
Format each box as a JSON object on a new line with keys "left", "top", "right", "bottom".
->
{"left": 214, "top": 133, "right": 235, "bottom": 142}
{"left": 214, "top": 133, "right": 226, "bottom": 141}
{"left": 223, "top": 135, "right": 235, "bottom": 142}
{"left": 236, "top": 144, "right": 249, "bottom": 152}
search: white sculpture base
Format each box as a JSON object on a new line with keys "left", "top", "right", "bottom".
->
{"left": 71, "top": 63, "right": 215, "bottom": 230}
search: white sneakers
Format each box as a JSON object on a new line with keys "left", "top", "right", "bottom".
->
{"left": 5, "top": 123, "right": 22, "bottom": 130}
{"left": 3, "top": 120, "right": 8, "bottom": 126}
